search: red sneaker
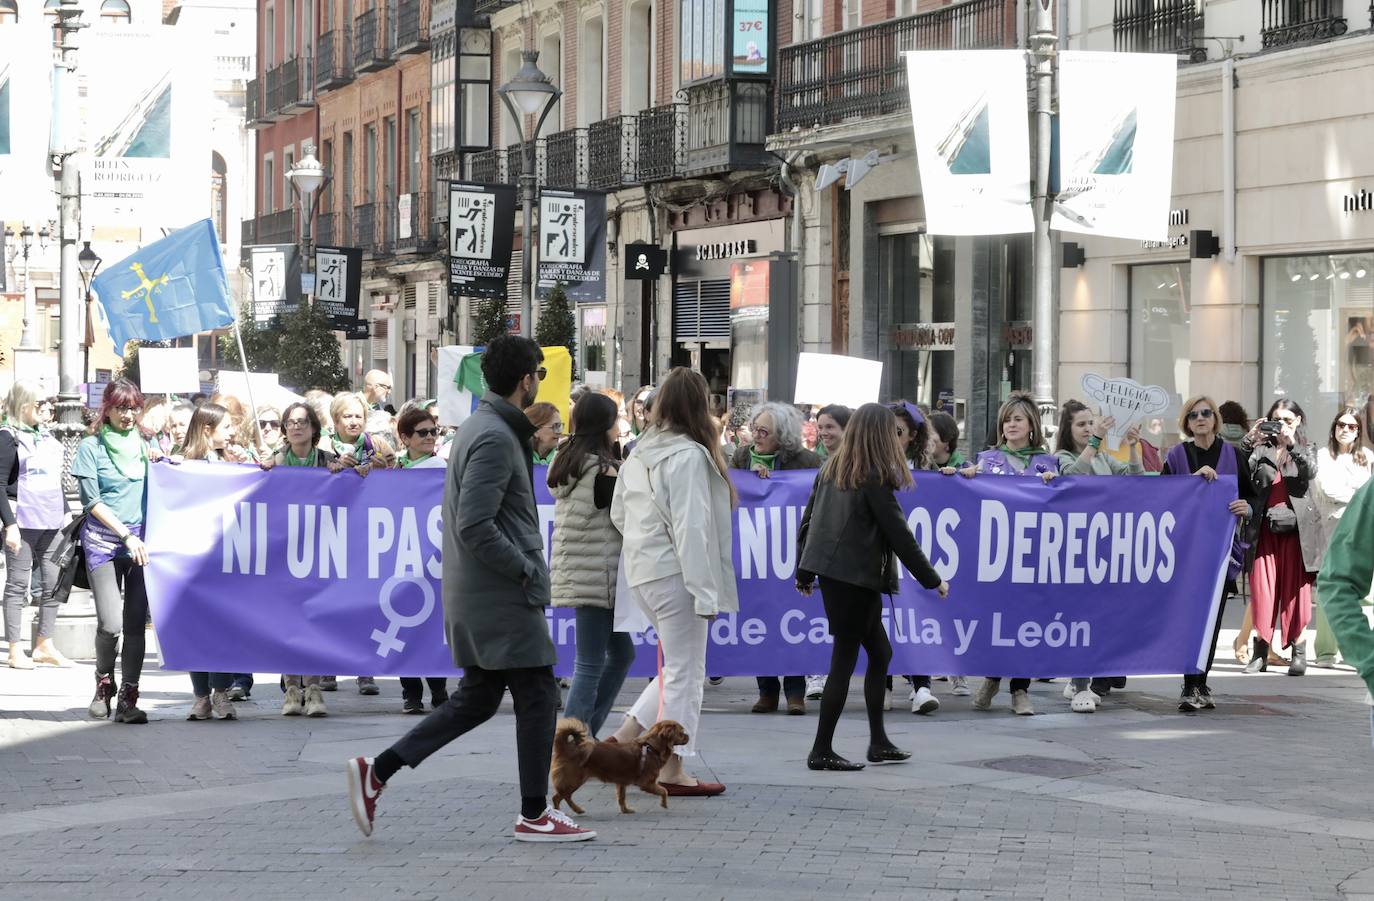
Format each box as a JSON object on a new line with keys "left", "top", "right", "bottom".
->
{"left": 514, "top": 807, "right": 596, "bottom": 843}
{"left": 346, "top": 756, "right": 384, "bottom": 837}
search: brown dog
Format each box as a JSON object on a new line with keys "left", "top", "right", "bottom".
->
{"left": 550, "top": 718, "right": 690, "bottom": 814}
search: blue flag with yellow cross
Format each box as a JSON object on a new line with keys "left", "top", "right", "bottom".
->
{"left": 92, "top": 219, "right": 237, "bottom": 352}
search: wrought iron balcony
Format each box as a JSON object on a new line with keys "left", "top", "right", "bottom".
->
{"left": 473, "top": 0, "right": 516, "bottom": 14}
{"left": 636, "top": 103, "right": 685, "bottom": 182}
{"left": 775, "top": 0, "right": 1014, "bottom": 132}
{"left": 245, "top": 77, "right": 268, "bottom": 128}
{"left": 588, "top": 116, "right": 637, "bottom": 190}
{"left": 395, "top": 192, "right": 442, "bottom": 254}
{"left": 1113, "top": 0, "right": 1205, "bottom": 59}
{"left": 355, "top": 201, "right": 395, "bottom": 256}
{"left": 1261, "top": 0, "right": 1348, "bottom": 47}
{"left": 316, "top": 26, "right": 355, "bottom": 92}
{"left": 251, "top": 209, "right": 297, "bottom": 246}
{"left": 685, "top": 80, "right": 772, "bottom": 176}
{"left": 470, "top": 148, "right": 504, "bottom": 183}
{"left": 241, "top": 218, "right": 257, "bottom": 246}
{"left": 316, "top": 211, "right": 336, "bottom": 247}
{"left": 506, "top": 140, "right": 543, "bottom": 184}
{"left": 355, "top": 8, "right": 394, "bottom": 73}
{"left": 395, "top": 0, "right": 429, "bottom": 54}
{"left": 279, "top": 56, "right": 315, "bottom": 110}
{"left": 545, "top": 128, "right": 587, "bottom": 189}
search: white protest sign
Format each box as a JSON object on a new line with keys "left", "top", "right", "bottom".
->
{"left": 1079, "top": 373, "right": 1171, "bottom": 451}
{"left": 436, "top": 345, "right": 479, "bottom": 427}
{"left": 793, "top": 353, "right": 883, "bottom": 409}
{"left": 138, "top": 347, "right": 201, "bottom": 394}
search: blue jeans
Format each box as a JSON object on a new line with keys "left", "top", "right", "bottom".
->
{"left": 563, "top": 606, "right": 636, "bottom": 736}
{"left": 190, "top": 671, "right": 233, "bottom": 697}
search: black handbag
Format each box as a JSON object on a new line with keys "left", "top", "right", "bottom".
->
{"left": 1265, "top": 504, "right": 1299, "bottom": 534}
{"left": 47, "top": 513, "right": 90, "bottom": 604}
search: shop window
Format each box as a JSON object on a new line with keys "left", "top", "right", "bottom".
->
{"left": 1263, "top": 252, "right": 1374, "bottom": 438}
{"left": 1129, "top": 261, "right": 1191, "bottom": 444}
{"left": 879, "top": 231, "right": 955, "bottom": 407}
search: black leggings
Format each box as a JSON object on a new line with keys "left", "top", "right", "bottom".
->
{"left": 812, "top": 577, "right": 894, "bottom": 756}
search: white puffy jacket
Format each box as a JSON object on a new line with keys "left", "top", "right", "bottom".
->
{"left": 611, "top": 427, "right": 739, "bottom": 618}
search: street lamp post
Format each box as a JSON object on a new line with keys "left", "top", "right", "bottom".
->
{"left": 5, "top": 224, "right": 51, "bottom": 351}
{"left": 52, "top": 0, "right": 86, "bottom": 493}
{"left": 288, "top": 144, "right": 328, "bottom": 267}
{"left": 496, "top": 50, "right": 561, "bottom": 339}
{"left": 77, "top": 240, "right": 102, "bottom": 385}
{"left": 1029, "top": 0, "right": 1058, "bottom": 421}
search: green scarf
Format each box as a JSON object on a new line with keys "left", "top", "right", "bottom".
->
{"left": 332, "top": 432, "right": 366, "bottom": 459}
{"left": 816, "top": 443, "right": 830, "bottom": 462}
{"left": 998, "top": 443, "right": 1048, "bottom": 469}
{"left": 454, "top": 353, "right": 488, "bottom": 395}
{"left": 399, "top": 452, "right": 434, "bottom": 469}
{"left": 532, "top": 448, "right": 556, "bottom": 466}
{"left": 749, "top": 448, "right": 778, "bottom": 471}
{"left": 947, "top": 449, "right": 966, "bottom": 469}
{"left": 3, "top": 417, "right": 41, "bottom": 439}
{"left": 283, "top": 446, "right": 318, "bottom": 467}
{"left": 99, "top": 424, "right": 148, "bottom": 481}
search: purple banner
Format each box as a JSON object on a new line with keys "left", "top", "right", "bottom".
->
{"left": 143, "top": 462, "right": 1236, "bottom": 677}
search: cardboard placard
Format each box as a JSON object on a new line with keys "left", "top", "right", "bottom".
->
{"left": 138, "top": 347, "right": 201, "bottom": 394}
{"left": 1079, "top": 373, "right": 1171, "bottom": 451}
{"left": 793, "top": 353, "right": 883, "bottom": 409}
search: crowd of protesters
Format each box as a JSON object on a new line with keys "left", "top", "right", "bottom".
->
{"left": 5, "top": 339, "right": 1374, "bottom": 842}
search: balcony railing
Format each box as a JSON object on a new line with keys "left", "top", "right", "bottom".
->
{"left": 355, "top": 8, "right": 394, "bottom": 73}
{"left": 245, "top": 77, "right": 266, "bottom": 127}
{"left": 282, "top": 57, "right": 315, "bottom": 110}
{"left": 470, "top": 148, "right": 503, "bottom": 183}
{"left": 316, "top": 211, "right": 336, "bottom": 247}
{"left": 355, "top": 201, "right": 396, "bottom": 256}
{"left": 246, "top": 209, "right": 297, "bottom": 246}
{"left": 506, "top": 140, "right": 544, "bottom": 184}
{"left": 241, "top": 218, "right": 257, "bottom": 246}
{"left": 588, "top": 116, "right": 637, "bottom": 190}
{"left": 1113, "top": 0, "right": 1205, "bottom": 59}
{"left": 395, "top": 192, "right": 441, "bottom": 253}
{"left": 637, "top": 103, "right": 685, "bottom": 182}
{"left": 775, "top": 0, "right": 1014, "bottom": 132}
{"left": 545, "top": 128, "right": 587, "bottom": 189}
{"left": 685, "top": 79, "right": 771, "bottom": 175}
{"left": 473, "top": 0, "right": 516, "bottom": 14}
{"left": 395, "top": 0, "right": 429, "bottom": 54}
{"left": 1261, "top": 0, "right": 1348, "bottom": 47}
{"left": 316, "top": 26, "right": 355, "bottom": 92}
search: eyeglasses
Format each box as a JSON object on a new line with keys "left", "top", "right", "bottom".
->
{"left": 1337, "top": 421, "right": 1360, "bottom": 431}
{"left": 1273, "top": 415, "right": 1298, "bottom": 426}
{"left": 258, "top": 419, "right": 281, "bottom": 429}
{"left": 284, "top": 418, "right": 311, "bottom": 428}
{"left": 753, "top": 427, "right": 771, "bottom": 438}
{"left": 412, "top": 427, "right": 439, "bottom": 438}
{"left": 534, "top": 367, "right": 548, "bottom": 380}
{"left": 1186, "top": 408, "right": 1215, "bottom": 420}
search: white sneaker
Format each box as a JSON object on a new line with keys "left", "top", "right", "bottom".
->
{"left": 514, "top": 807, "right": 596, "bottom": 843}
{"left": 1062, "top": 683, "right": 1077, "bottom": 701}
{"left": 1070, "top": 690, "right": 1097, "bottom": 713}
{"left": 950, "top": 676, "right": 971, "bottom": 696}
{"left": 805, "top": 675, "right": 826, "bottom": 700}
{"left": 282, "top": 685, "right": 304, "bottom": 716}
{"left": 1010, "top": 689, "right": 1035, "bottom": 716}
{"left": 910, "top": 686, "right": 939, "bottom": 715}
{"left": 304, "top": 684, "right": 328, "bottom": 717}
{"left": 972, "top": 678, "right": 1000, "bottom": 711}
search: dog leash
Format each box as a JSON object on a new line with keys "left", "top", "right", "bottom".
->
{"left": 656, "top": 639, "right": 665, "bottom": 722}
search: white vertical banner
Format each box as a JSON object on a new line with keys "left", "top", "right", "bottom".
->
{"left": 0, "top": 22, "right": 54, "bottom": 222}
{"left": 1053, "top": 51, "right": 1177, "bottom": 241}
{"left": 80, "top": 26, "right": 210, "bottom": 229}
{"left": 905, "top": 50, "right": 1033, "bottom": 236}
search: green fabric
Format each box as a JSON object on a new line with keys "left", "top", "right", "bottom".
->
{"left": 998, "top": 443, "right": 1048, "bottom": 469}
{"left": 332, "top": 432, "right": 366, "bottom": 459}
{"left": 816, "top": 443, "right": 829, "bottom": 462}
{"left": 749, "top": 448, "right": 778, "bottom": 471}
{"left": 99, "top": 424, "right": 148, "bottom": 481}
{"left": 1317, "top": 481, "right": 1374, "bottom": 697}
{"left": 948, "top": 450, "right": 966, "bottom": 468}
{"left": 532, "top": 449, "right": 557, "bottom": 466}
{"left": 399, "top": 452, "right": 435, "bottom": 469}
{"left": 71, "top": 435, "right": 147, "bottom": 525}
{"left": 1219, "top": 423, "right": 1248, "bottom": 446}
{"left": 455, "top": 353, "right": 487, "bottom": 395}
{"left": 283, "top": 447, "right": 318, "bottom": 467}
{"left": 3, "top": 417, "right": 40, "bottom": 438}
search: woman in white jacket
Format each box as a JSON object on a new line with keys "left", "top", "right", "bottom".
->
{"left": 1313, "top": 407, "right": 1374, "bottom": 666}
{"left": 610, "top": 367, "right": 736, "bottom": 796}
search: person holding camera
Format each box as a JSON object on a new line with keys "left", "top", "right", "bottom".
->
{"left": 1243, "top": 399, "right": 1324, "bottom": 676}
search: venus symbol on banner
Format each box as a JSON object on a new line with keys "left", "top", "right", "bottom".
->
{"left": 450, "top": 190, "right": 495, "bottom": 260}
{"left": 540, "top": 196, "right": 585, "bottom": 263}
{"left": 1080, "top": 373, "right": 1171, "bottom": 451}
{"left": 370, "top": 575, "right": 438, "bottom": 658}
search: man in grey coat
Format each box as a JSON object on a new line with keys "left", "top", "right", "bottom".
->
{"left": 346, "top": 335, "right": 594, "bottom": 843}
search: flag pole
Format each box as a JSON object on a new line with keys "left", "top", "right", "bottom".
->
{"left": 231, "top": 312, "right": 267, "bottom": 459}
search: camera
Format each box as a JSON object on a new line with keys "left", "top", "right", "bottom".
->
{"left": 1258, "top": 419, "right": 1284, "bottom": 445}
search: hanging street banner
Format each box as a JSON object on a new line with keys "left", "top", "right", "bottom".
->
{"left": 0, "top": 21, "right": 54, "bottom": 222}
{"left": 145, "top": 465, "right": 1235, "bottom": 678}
{"left": 731, "top": 0, "right": 770, "bottom": 75}
{"left": 905, "top": 50, "right": 1033, "bottom": 236}
{"left": 314, "top": 245, "right": 364, "bottom": 329}
{"left": 447, "top": 181, "right": 516, "bottom": 298}
{"left": 81, "top": 25, "right": 211, "bottom": 230}
{"left": 538, "top": 189, "right": 607, "bottom": 303}
{"left": 247, "top": 244, "right": 303, "bottom": 324}
{"left": 1053, "top": 51, "right": 1178, "bottom": 241}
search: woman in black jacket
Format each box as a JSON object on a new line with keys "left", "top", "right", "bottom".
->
{"left": 796, "top": 404, "right": 949, "bottom": 771}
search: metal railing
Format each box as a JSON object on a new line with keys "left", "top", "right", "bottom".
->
{"left": 395, "top": 0, "right": 429, "bottom": 54}
{"left": 588, "top": 115, "right": 637, "bottom": 190}
{"left": 1113, "top": 0, "right": 1205, "bottom": 59}
{"left": 473, "top": 0, "right": 515, "bottom": 14}
{"left": 685, "top": 79, "right": 771, "bottom": 173}
{"left": 245, "top": 77, "right": 263, "bottom": 124}
{"left": 355, "top": 7, "right": 394, "bottom": 72}
{"left": 470, "top": 148, "right": 503, "bottom": 183}
{"left": 545, "top": 128, "right": 587, "bottom": 189}
{"left": 241, "top": 218, "right": 257, "bottom": 246}
{"left": 254, "top": 209, "right": 297, "bottom": 246}
{"left": 316, "top": 211, "right": 336, "bottom": 247}
{"left": 1261, "top": 0, "right": 1348, "bottom": 47}
{"left": 775, "top": 0, "right": 1014, "bottom": 132}
{"left": 316, "top": 26, "right": 355, "bottom": 92}
{"left": 636, "top": 103, "right": 685, "bottom": 182}
{"left": 355, "top": 201, "right": 395, "bottom": 256}
{"left": 395, "top": 192, "right": 441, "bottom": 253}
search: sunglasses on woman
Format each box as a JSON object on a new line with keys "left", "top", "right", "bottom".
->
{"left": 1337, "top": 420, "right": 1360, "bottom": 432}
{"left": 1186, "top": 408, "right": 1214, "bottom": 420}
{"left": 411, "top": 427, "right": 439, "bottom": 438}
{"left": 259, "top": 419, "right": 281, "bottom": 429}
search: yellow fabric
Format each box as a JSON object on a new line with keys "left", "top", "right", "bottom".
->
{"left": 535, "top": 345, "right": 572, "bottom": 424}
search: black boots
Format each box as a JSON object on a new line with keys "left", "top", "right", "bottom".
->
{"left": 89, "top": 672, "right": 115, "bottom": 719}
{"left": 1288, "top": 641, "right": 1307, "bottom": 677}
{"left": 113, "top": 682, "right": 148, "bottom": 724}
{"left": 1244, "top": 638, "right": 1269, "bottom": 674}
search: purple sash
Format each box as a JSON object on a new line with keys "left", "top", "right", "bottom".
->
{"left": 1165, "top": 441, "right": 1246, "bottom": 579}
{"left": 5, "top": 427, "right": 66, "bottom": 531}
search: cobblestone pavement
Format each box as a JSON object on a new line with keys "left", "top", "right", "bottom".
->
{"left": 6, "top": 618, "right": 1374, "bottom": 900}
